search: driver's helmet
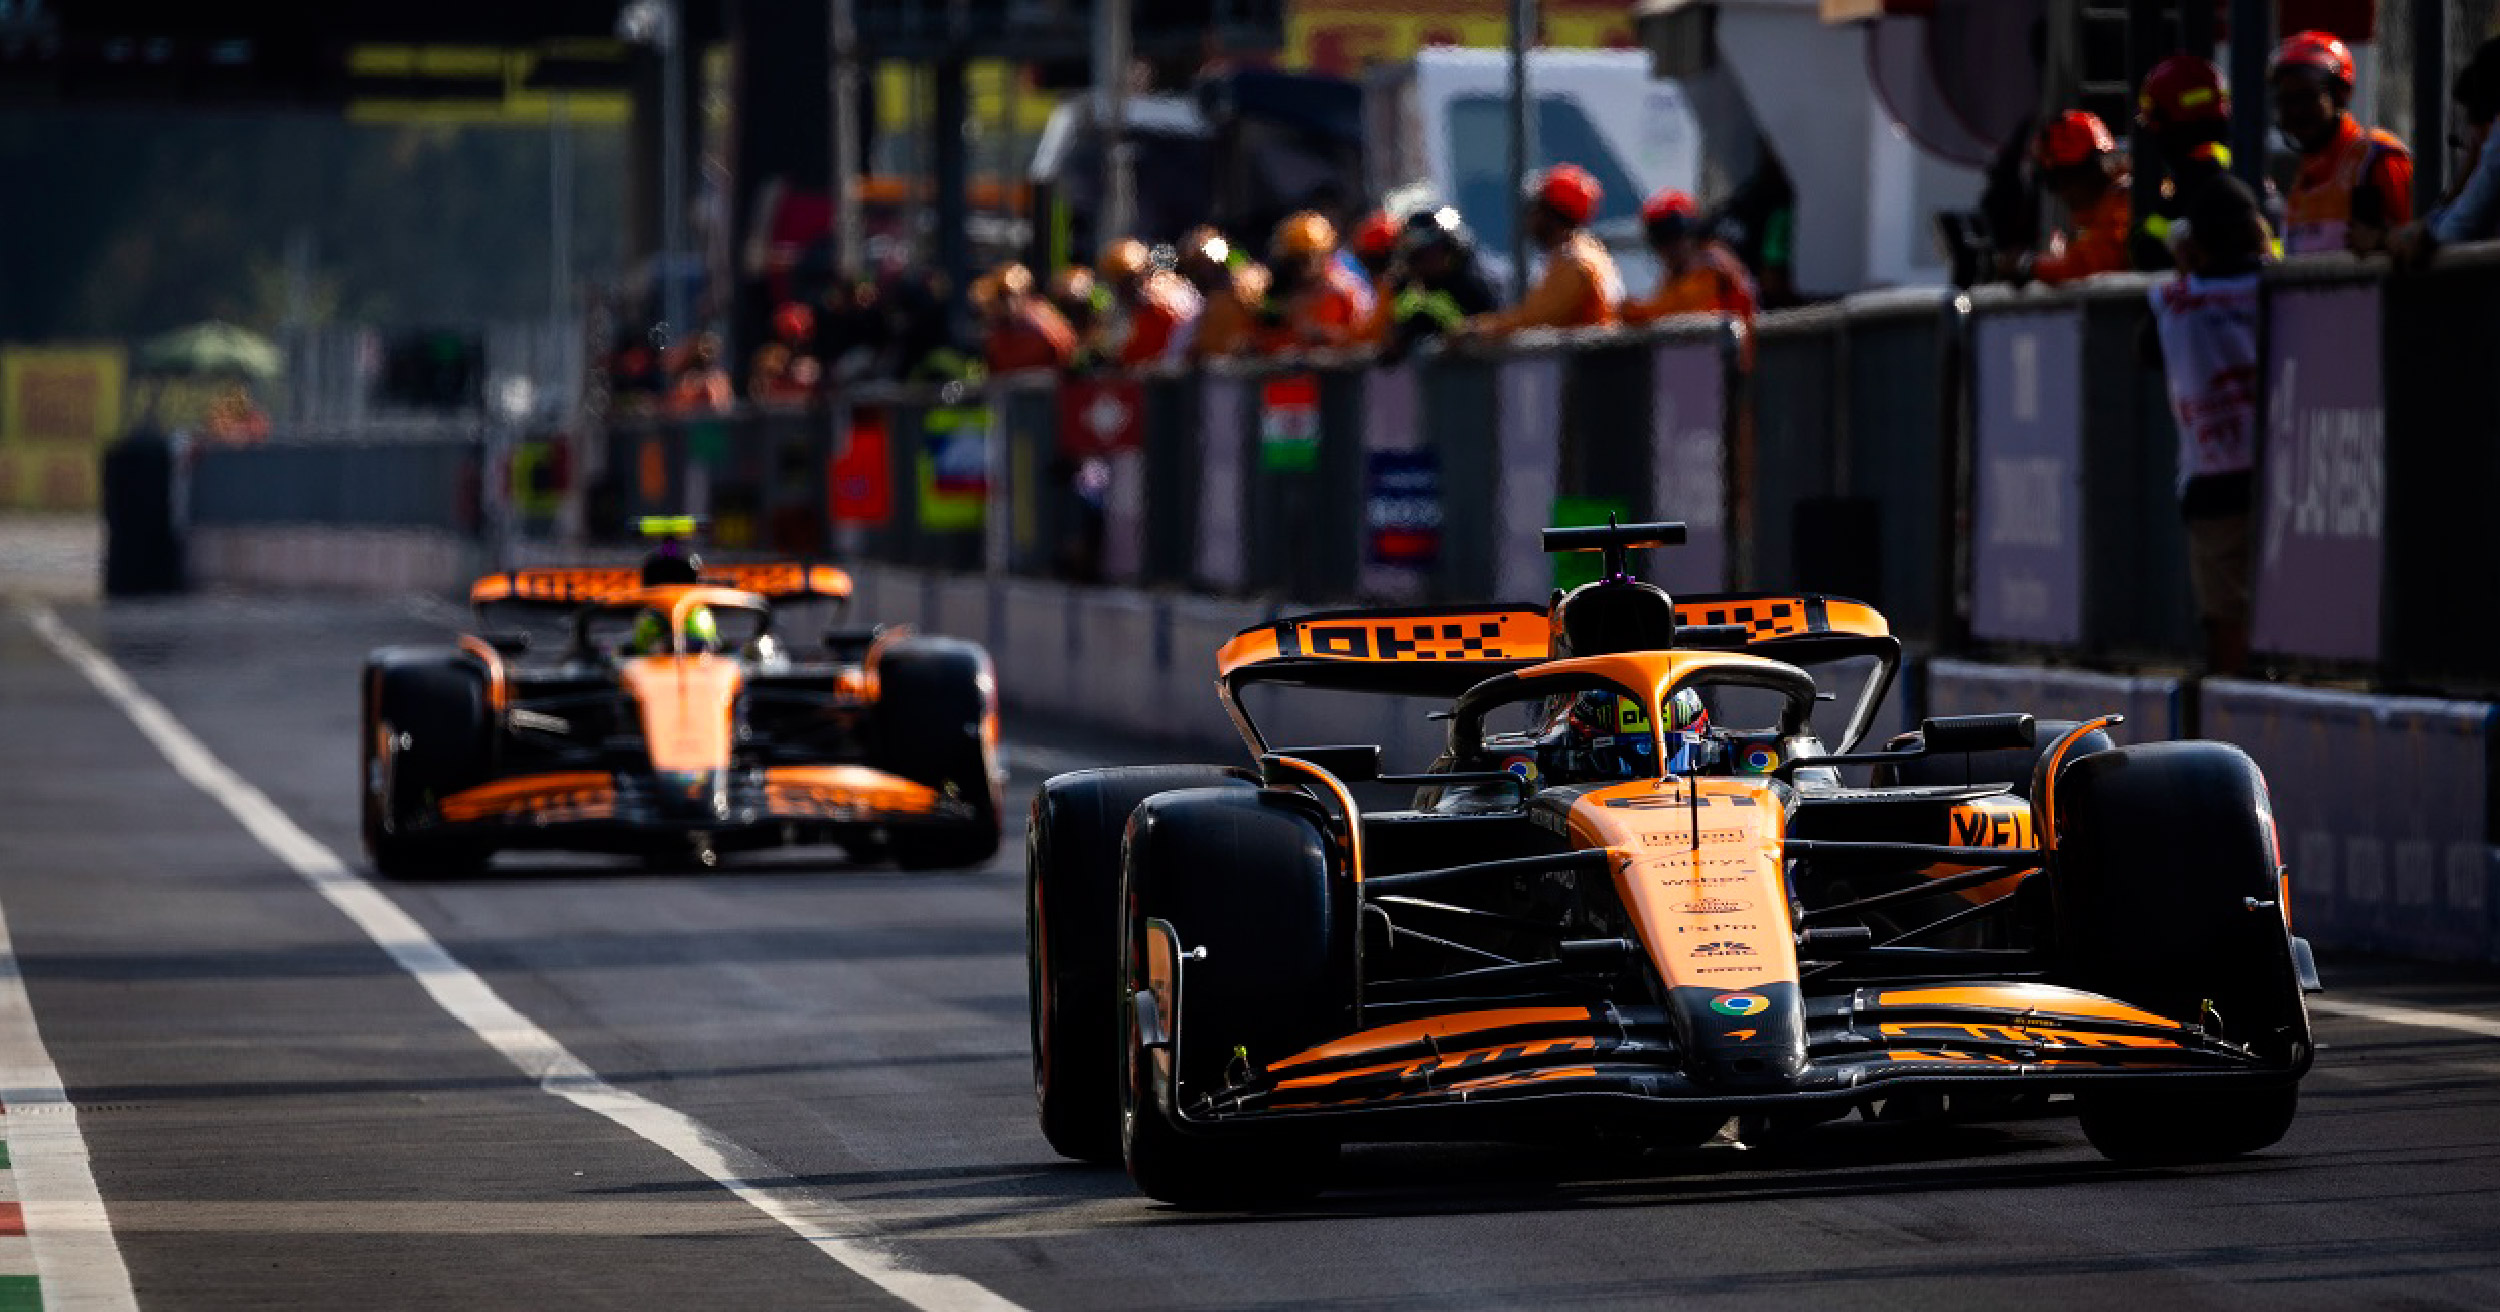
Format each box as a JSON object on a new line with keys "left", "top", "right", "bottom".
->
{"left": 1532, "top": 687, "right": 1714, "bottom": 784}
{"left": 626, "top": 603, "right": 720, "bottom": 656}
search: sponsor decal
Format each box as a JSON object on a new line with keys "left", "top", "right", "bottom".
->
{"left": 1693, "top": 940, "right": 1754, "bottom": 957}
{"left": 1674, "top": 923, "right": 1760, "bottom": 934}
{"left": 1949, "top": 803, "right": 2039, "bottom": 848}
{"left": 1726, "top": 1028, "right": 1758, "bottom": 1041}
{"left": 1605, "top": 792, "right": 1760, "bottom": 810}
{"left": 1674, "top": 898, "right": 1753, "bottom": 915}
{"left": 1710, "top": 993, "right": 1771, "bottom": 1017}
{"left": 1740, "top": 745, "right": 1781, "bottom": 774}
{"left": 1500, "top": 754, "right": 1540, "bottom": 785}
{"left": 1639, "top": 829, "right": 1749, "bottom": 846}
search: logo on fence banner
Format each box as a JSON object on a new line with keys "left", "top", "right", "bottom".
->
{"left": 1057, "top": 377, "right": 1143, "bottom": 458}
{"left": 830, "top": 408, "right": 892, "bottom": 525}
{"left": 1259, "top": 374, "right": 1321, "bottom": 473}
{"left": 1364, "top": 450, "right": 1441, "bottom": 567}
{"left": 2251, "top": 284, "right": 2385, "bottom": 663}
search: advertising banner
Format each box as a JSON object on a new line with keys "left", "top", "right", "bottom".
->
{"left": 1, "top": 345, "right": 126, "bottom": 446}
{"left": 1057, "top": 377, "right": 1144, "bottom": 458}
{"left": 1648, "top": 339, "right": 1726, "bottom": 593}
{"left": 1258, "top": 373, "right": 1322, "bottom": 473}
{"left": 2252, "top": 281, "right": 2384, "bottom": 663}
{"left": 1494, "top": 355, "right": 1563, "bottom": 601}
{"left": 1358, "top": 364, "right": 1433, "bottom": 599}
{"left": 916, "top": 404, "right": 991, "bottom": 532}
{"left": 829, "top": 408, "right": 891, "bottom": 525}
{"left": 1969, "top": 308, "right": 2085, "bottom": 644}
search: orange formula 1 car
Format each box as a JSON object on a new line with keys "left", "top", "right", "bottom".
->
{"left": 1027, "top": 521, "right": 2320, "bottom": 1205}
{"left": 360, "top": 535, "right": 1000, "bottom": 877}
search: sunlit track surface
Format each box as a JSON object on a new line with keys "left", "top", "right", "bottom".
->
{"left": 3, "top": 593, "right": 2498, "bottom": 1309}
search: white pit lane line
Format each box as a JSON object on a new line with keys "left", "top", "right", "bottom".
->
{"left": 2307, "top": 997, "right": 2500, "bottom": 1041}
{"left": 0, "top": 901, "right": 142, "bottom": 1311}
{"left": 20, "top": 603, "right": 1025, "bottom": 1312}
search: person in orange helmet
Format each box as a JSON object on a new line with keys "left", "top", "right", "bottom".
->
{"left": 972, "top": 262, "right": 1079, "bottom": 375}
{"left": 1096, "top": 238, "right": 1201, "bottom": 368}
{"left": 1171, "top": 227, "right": 1269, "bottom": 361}
{"left": 1253, "top": 210, "right": 1370, "bottom": 353}
{"left": 2271, "top": 29, "right": 2413, "bottom": 255}
{"left": 1622, "top": 189, "right": 1757, "bottom": 328}
{"left": 2007, "top": 111, "right": 2133, "bottom": 285}
{"left": 1461, "top": 163, "right": 1624, "bottom": 337}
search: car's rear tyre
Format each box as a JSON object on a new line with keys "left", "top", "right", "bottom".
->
{"left": 873, "top": 638, "right": 1003, "bottom": 871}
{"left": 362, "top": 655, "right": 496, "bottom": 880}
{"left": 1028, "top": 766, "right": 1256, "bottom": 1164}
{"left": 2052, "top": 741, "right": 2309, "bottom": 1164}
{"left": 1870, "top": 719, "right": 2112, "bottom": 796}
{"left": 1119, "top": 787, "right": 1351, "bottom": 1207}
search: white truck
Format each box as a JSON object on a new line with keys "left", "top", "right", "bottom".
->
{"left": 1362, "top": 47, "right": 1704, "bottom": 300}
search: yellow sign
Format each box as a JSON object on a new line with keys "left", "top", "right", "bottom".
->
{"left": 346, "top": 44, "right": 631, "bottom": 126}
{"left": 0, "top": 445, "right": 101, "bottom": 512}
{"left": 2, "top": 345, "right": 126, "bottom": 447}
{"left": 1283, "top": 0, "right": 1639, "bottom": 76}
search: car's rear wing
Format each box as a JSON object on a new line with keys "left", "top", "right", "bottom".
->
{"left": 1215, "top": 592, "right": 1896, "bottom": 755}
{"left": 470, "top": 562, "right": 854, "bottom": 607}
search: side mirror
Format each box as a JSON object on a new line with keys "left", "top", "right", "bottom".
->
{"left": 823, "top": 625, "right": 886, "bottom": 661}
{"left": 1262, "top": 744, "right": 1383, "bottom": 784}
{"left": 1919, "top": 713, "right": 2035, "bottom": 755}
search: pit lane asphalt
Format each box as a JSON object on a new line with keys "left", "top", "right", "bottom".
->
{"left": 4, "top": 593, "right": 2498, "bottom": 1310}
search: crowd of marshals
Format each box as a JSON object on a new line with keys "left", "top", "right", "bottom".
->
{"left": 971, "top": 161, "right": 1766, "bottom": 381}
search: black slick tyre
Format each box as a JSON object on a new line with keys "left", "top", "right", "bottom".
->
{"left": 872, "top": 638, "right": 1003, "bottom": 870}
{"left": 1027, "top": 765, "right": 1255, "bottom": 1164}
{"left": 2051, "top": 741, "right": 2310, "bottom": 1164}
{"left": 1118, "top": 787, "right": 1350, "bottom": 1207}
{"left": 362, "top": 655, "right": 495, "bottom": 880}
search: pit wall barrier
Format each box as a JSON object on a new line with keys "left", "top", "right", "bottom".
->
{"left": 857, "top": 560, "right": 2500, "bottom": 964}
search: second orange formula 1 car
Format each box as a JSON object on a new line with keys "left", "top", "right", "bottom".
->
{"left": 1027, "top": 521, "right": 2320, "bottom": 1205}
{"left": 361, "top": 523, "right": 1001, "bottom": 876}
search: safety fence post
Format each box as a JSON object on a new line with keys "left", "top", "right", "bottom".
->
{"left": 1415, "top": 347, "right": 1500, "bottom": 602}
{"left": 1836, "top": 287, "right": 1960, "bottom": 645}
{"left": 1748, "top": 305, "right": 1844, "bottom": 599}
{"left": 2074, "top": 275, "right": 2199, "bottom": 664}
{"left": 2380, "top": 244, "right": 2500, "bottom": 697}
{"left": 1636, "top": 318, "right": 1737, "bottom": 594}
{"left": 1488, "top": 339, "right": 1567, "bottom": 603}
{"left": 994, "top": 374, "right": 1063, "bottom": 579}
{"left": 1136, "top": 370, "right": 1197, "bottom": 589}
{"left": 1191, "top": 363, "right": 1254, "bottom": 594}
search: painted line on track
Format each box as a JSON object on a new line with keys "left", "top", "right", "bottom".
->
{"left": 2309, "top": 997, "right": 2500, "bottom": 1041}
{"left": 0, "top": 901, "right": 140, "bottom": 1311}
{"left": 19, "top": 603, "right": 1025, "bottom": 1312}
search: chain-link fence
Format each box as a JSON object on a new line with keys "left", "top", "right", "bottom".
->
{"left": 2370, "top": 0, "right": 2500, "bottom": 161}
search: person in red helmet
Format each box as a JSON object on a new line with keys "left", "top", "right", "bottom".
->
{"left": 1622, "top": 189, "right": 1757, "bottom": 331}
{"left": 1461, "top": 163, "right": 1624, "bottom": 337}
{"left": 2271, "top": 29, "right": 2413, "bottom": 255}
{"left": 1348, "top": 210, "right": 1402, "bottom": 346}
{"left": 2134, "top": 55, "right": 2284, "bottom": 268}
{"left": 2008, "top": 110, "right": 2133, "bottom": 285}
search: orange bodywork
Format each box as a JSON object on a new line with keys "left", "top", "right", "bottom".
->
{"left": 760, "top": 766, "right": 945, "bottom": 818}
{"left": 471, "top": 563, "right": 851, "bottom": 606}
{"left": 1567, "top": 775, "right": 1799, "bottom": 993}
{"left": 438, "top": 771, "right": 618, "bottom": 824}
{"left": 617, "top": 655, "right": 745, "bottom": 774}
{"left": 1216, "top": 595, "right": 1890, "bottom": 681}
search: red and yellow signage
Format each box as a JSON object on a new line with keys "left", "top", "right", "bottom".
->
{"left": 1284, "top": 0, "right": 1638, "bottom": 77}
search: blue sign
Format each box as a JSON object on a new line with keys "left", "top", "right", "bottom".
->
{"left": 1365, "top": 450, "right": 1442, "bottom": 569}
